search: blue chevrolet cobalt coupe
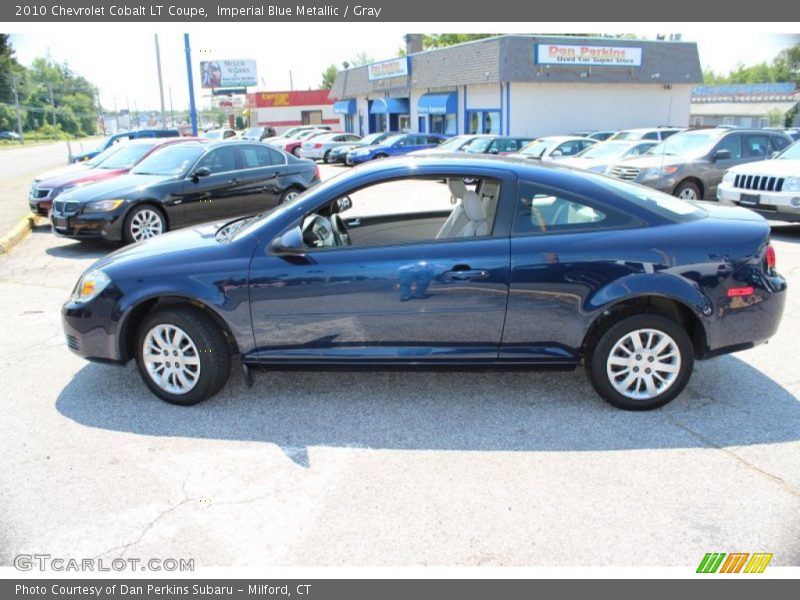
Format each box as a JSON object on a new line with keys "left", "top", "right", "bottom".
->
{"left": 62, "top": 155, "right": 786, "bottom": 410}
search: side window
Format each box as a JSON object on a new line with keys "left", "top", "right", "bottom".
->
{"left": 744, "top": 134, "right": 770, "bottom": 158}
{"left": 770, "top": 135, "right": 790, "bottom": 153}
{"left": 240, "top": 145, "right": 274, "bottom": 168}
{"left": 629, "top": 144, "right": 650, "bottom": 157}
{"left": 194, "top": 146, "right": 238, "bottom": 174}
{"left": 643, "top": 131, "right": 658, "bottom": 140}
{"left": 394, "top": 136, "right": 411, "bottom": 147}
{"left": 347, "top": 135, "right": 361, "bottom": 142}
{"left": 513, "top": 182, "right": 635, "bottom": 235}
{"left": 266, "top": 147, "right": 286, "bottom": 164}
{"left": 557, "top": 141, "right": 583, "bottom": 156}
{"left": 716, "top": 135, "right": 743, "bottom": 159}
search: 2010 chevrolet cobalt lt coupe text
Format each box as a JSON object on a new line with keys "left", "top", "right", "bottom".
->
{"left": 62, "top": 155, "right": 786, "bottom": 410}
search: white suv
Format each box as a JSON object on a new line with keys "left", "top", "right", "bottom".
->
{"left": 718, "top": 140, "right": 800, "bottom": 222}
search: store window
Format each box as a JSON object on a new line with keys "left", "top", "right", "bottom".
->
{"left": 344, "top": 114, "right": 354, "bottom": 133}
{"left": 398, "top": 115, "right": 411, "bottom": 132}
{"left": 467, "top": 110, "right": 501, "bottom": 135}
{"left": 302, "top": 110, "right": 323, "bottom": 125}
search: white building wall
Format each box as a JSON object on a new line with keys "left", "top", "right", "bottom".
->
{"left": 507, "top": 82, "right": 692, "bottom": 137}
{"left": 466, "top": 83, "right": 503, "bottom": 110}
{"left": 256, "top": 104, "right": 340, "bottom": 133}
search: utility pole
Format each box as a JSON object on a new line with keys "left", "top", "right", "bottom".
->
{"left": 113, "top": 95, "right": 119, "bottom": 132}
{"left": 184, "top": 33, "right": 198, "bottom": 136}
{"left": 47, "top": 83, "right": 56, "bottom": 126}
{"left": 289, "top": 70, "right": 293, "bottom": 91}
{"left": 95, "top": 88, "right": 106, "bottom": 135}
{"left": 154, "top": 34, "right": 167, "bottom": 127}
{"left": 168, "top": 84, "right": 174, "bottom": 127}
{"left": 10, "top": 76, "right": 24, "bottom": 143}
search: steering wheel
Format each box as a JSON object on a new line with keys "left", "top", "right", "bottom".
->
{"left": 301, "top": 214, "right": 337, "bottom": 248}
{"left": 331, "top": 214, "right": 352, "bottom": 246}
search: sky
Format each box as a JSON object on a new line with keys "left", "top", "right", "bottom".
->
{"left": 7, "top": 27, "right": 800, "bottom": 114}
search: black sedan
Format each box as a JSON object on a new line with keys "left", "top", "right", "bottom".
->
{"left": 51, "top": 141, "right": 320, "bottom": 244}
{"left": 62, "top": 155, "right": 786, "bottom": 410}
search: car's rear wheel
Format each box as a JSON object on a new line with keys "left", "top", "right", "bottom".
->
{"left": 373, "top": 153, "right": 388, "bottom": 160}
{"left": 292, "top": 147, "right": 301, "bottom": 157}
{"left": 586, "top": 314, "right": 694, "bottom": 410}
{"left": 674, "top": 180, "right": 701, "bottom": 201}
{"left": 123, "top": 205, "right": 166, "bottom": 244}
{"left": 323, "top": 150, "right": 332, "bottom": 163}
{"left": 279, "top": 187, "right": 303, "bottom": 204}
{"left": 136, "top": 307, "right": 231, "bottom": 405}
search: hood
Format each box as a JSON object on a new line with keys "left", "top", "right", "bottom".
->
{"left": 34, "top": 162, "right": 93, "bottom": 183}
{"left": 37, "top": 167, "right": 127, "bottom": 191}
{"left": 727, "top": 158, "right": 800, "bottom": 176}
{"left": 92, "top": 222, "right": 224, "bottom": 271}
{"left": 59, "top": 173, "right": 174, "bottom": 203}
{"left": 613, "top": 154, "right": 686, "bottom": 169}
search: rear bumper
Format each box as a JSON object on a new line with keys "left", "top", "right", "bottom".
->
{"left": 297, "top": 148, "right": 324, "bottom": 160}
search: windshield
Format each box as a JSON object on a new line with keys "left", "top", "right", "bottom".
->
{"left": 612, "top": 131, "right": 646, "bottom": 140}
{"left": 589, "top": 173, "right": 706, "bottom": 222}
{"left": 203, "top": 130, "right": 224, "bottom": 140}
{"left": 574, "top": 142, "right": 632, "bottom": 160}
{"left": 464, "top": 138, "right": 493, "bottom": 153}
{"left": 86, "top": 143, "right": 128, "bottom": 166}
{"left": 777, "top": 141, "right": 800, "bottom": 160}
{"left": 244, "top": 127, "right": 261, "bottom": 136}
{"left": 382, "top": 135, "right": 404, "bottom": 147}
{"left": 96, "top": 142, "right": 158, "bottom": 169}
{"left": 647, "top": 131, "right": 719, "bottom": 157}
{"left": 435, "top": 136, "right": 472, "bottom": 151}
{"left": 519, "top": 139, "right": 556, "bottom": 157}
{"left": 130, "top": 143, "right": 207, "bottom": 176}
{"left": 359, "top": 133, "right": 384, "bottom": 145}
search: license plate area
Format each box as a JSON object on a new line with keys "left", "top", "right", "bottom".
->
{"left": 739, "top": 193, "right": 760, "bottom": 207}
{"left": 53, "top": 217, "right": 68, "bottom": 229}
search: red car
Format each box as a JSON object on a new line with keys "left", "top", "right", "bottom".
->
{"left": 283, "top": 130, "right": 342, "bottom": 157}
{"left": 29, "top": 137, "right": 202, "bottom": 216}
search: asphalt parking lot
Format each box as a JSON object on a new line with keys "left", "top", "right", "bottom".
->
{"left": 1, "top": 162, "right": 799, "bottom": 568}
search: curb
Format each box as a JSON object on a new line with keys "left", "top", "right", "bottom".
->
{"left": 0, "top": 212, "right": 39, "bottom": 255}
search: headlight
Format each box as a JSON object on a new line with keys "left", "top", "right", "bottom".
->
{"left": 85, "top": 199, "right": 124, "bottom": 212}
{"left": 645, "top": 166, "right": 679, "bottom": 178}
{"left": 784, "top": 176, "right": 800, "bottom": 192}
{"left": 722, "top": 171, "right": 736, "bottom": 185}
{"left": 71, "top": 270, "right": 111, "bottom": 303}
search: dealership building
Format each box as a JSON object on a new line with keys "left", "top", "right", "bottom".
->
{"left": 690, "top": 83, "right": 799, "bottom": 128}
{"left": 246, "top": 90, "right": 339, "bottom": 134}
{"left": 329, "top": 35, "right": 703, "bottom": 137}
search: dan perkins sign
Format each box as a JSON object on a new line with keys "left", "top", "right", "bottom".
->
{"left": 535, "top": 44, "right": 643, "bottom": 67}
{"left": 367, "top": 57, "right": 410, "bottom": 81}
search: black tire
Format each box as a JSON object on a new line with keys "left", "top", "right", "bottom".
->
{"left": 122, "top": 204, "right": 167, "bottom": 245}
{"left": 323, "top": 150, "right": 332, "bottom": 164}
{"left": 292, "top": 146, "right": 301, "bottom": 157}
{"left": 279, "top": 187, "right": 304, "bottom": 204}
{"left": 373, "top": 153, "right": 388, "bottom": 160}
{"left": 135, "top": 307, "right": 231, "bottom": 406}
{"left": 585, "top": 313, "right": 694, "bottom": 411}
{"left": 673, "top": 180, "right": 702, "bottom": 201}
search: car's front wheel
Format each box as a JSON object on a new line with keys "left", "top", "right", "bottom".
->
{"left": 123, "top": 205, "right": 167, "bottom": 244}
{"left": 135, "top": 307, "right": 232, "bottom": 405}
{"left": 674, "top": 180, "right": 701, "bottom": 201}
{"left": 323, "top": 150, "right": 332, "bottom": 163}
{"left": 586, "top": 313, "right": 694, "bottom": 410}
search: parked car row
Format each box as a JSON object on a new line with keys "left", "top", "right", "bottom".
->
{"left": 29, "top": 137, "right": 321, "bottom": 244}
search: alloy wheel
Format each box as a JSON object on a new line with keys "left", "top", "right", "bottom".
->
{"left": 142, "top": 324, "right": 201, "bottom": 395}
{"left": 129, "top": 208, "right": 164, "bottom": 241}
{"left": 605, "top": 328, "right": 681, "bottom": 401}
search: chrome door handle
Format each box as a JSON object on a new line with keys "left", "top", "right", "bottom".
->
{"left": 443, "top": 269, "right": 489, "bottom": 281}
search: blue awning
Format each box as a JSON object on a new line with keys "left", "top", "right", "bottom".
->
{"left": 333, "top": 99, "right": 356, "bottom": 115}
{"left": 369, "top": 97, "right": 410, "bottom": 115}
{"left": 417, "top": 92, "right": 457, "bottom": 115}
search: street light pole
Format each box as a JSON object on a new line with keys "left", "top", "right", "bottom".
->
{"left": 184, "top": 33, "right": 198, "bottom": 136}
{"left": 154, "top": 34, "right": 167, "bottom": 127}
{"left": 10, "top": 76, "right": 24, "bottom": 143}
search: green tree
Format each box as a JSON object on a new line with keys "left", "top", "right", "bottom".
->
{"left": 320, "top": 64, "right": 338, "bottom": 89}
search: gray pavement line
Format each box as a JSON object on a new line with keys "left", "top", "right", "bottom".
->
{"left": 93, "top": 479, "right": 196, "bottom": 560}
{"left": 662, "top": 411, "right": 800, "bottom": 498}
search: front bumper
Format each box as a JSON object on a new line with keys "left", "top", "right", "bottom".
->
{"left": 717, "top": 183, "right": 800, "bottom": 222}
{"left": 51, "top": 208, "right": 125, "bottom": 241}
{"left": 62, "top": 297, "right": 125, "bottom": 363}
{"left": 347, "top": 154, "right": 371, "bottom": 165}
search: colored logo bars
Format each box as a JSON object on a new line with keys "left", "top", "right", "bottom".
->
{"left": 697, "top": 552, "right": 773, "bottom": 573}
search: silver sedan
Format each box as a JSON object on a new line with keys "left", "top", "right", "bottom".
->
{"left": 298, "top": 133, "right": 362, "bottom": 162}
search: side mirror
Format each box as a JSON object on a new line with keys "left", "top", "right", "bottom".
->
{"left": 191, "top": 166, "right": 211, "bottom": 181}
{"left": 713, "top": 149, "right": 731, "bottom": 161}
{"left": 270, "top": 226, "right": 306, "bottom": 256}
{"left": 551, "top": 150, "right": 563, "bottom": 157}
{"left": 334, "top": 196, "right": 352, "bottom": 213}
{"left": 489, "top": 149, "right": 499, "bottom": 154}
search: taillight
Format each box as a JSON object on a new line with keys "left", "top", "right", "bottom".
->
{"left": 313, "top": 143, "right": 322, "bottom": 149}
{"left": 765, "top": 244, "right": 776, "bottom": 271}
{"left": 314, "top": 165, "right": 320, "bottom": 179}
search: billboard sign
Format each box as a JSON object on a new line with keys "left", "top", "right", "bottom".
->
{"left": 367, "top": 57, "right": 410, "bottom": 81}
{"left": 535, "top": 44, "right": 642, "bottom": 67}
{"left": 200, "top": 60, "right": 257, "bottom": 88}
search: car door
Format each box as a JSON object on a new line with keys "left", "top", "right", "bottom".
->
{"left": 501, "top": 181, "right": 644, "bottom": 362}
{"left": 247, "top": 170, "right": 516, "bottom": 362}
{"left": 180, "top": 145, "right": 246, "bottom": 225}
{"left": 705, "top": 133, "right": 744, "bottom": 197}
{"left": 237, "top": 144, "right": 285, "bottom": 214}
